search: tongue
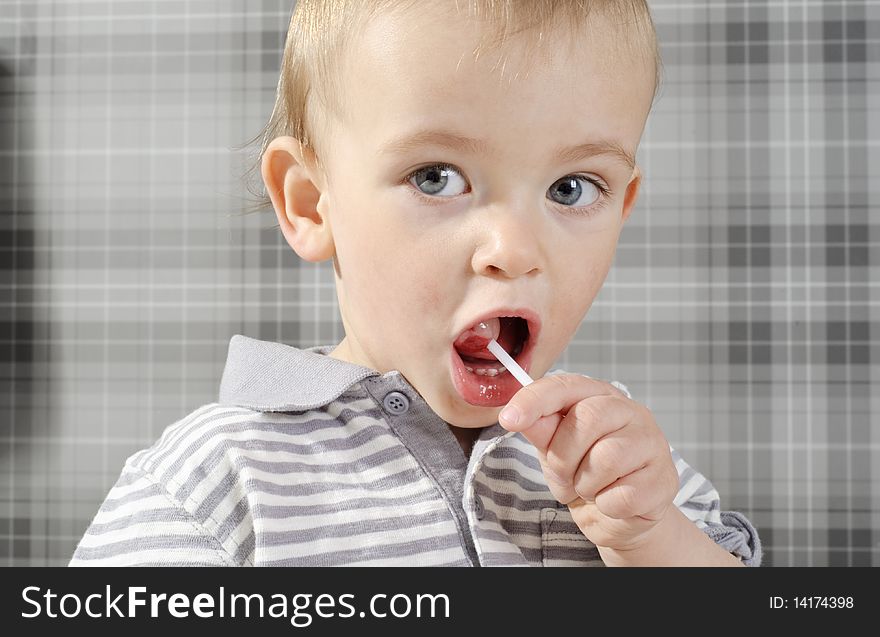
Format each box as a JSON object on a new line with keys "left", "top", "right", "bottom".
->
{"left": 454, "top": 318, "right": 505, "bottom": 361}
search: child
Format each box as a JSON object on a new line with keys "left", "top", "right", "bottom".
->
{"left": 70, "top": 0, "right": 761, "bottom": 566}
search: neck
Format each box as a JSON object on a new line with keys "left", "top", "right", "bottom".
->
{"left": 448, "top": 424, "right": 481, "bottom": 457}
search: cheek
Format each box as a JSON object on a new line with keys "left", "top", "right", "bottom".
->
{"left": 416, "top": 278, "right": 444, "bottom": 313}
{"left": 384, "top": 245, "right": 444, "bottom": 311}
{"left": 556, "top": 236, "right": 619, "bottom": 312}
{"left": 358, "top": 239, "right": 444, "bottom": 313}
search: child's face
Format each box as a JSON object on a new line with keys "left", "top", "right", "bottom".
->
{"left": 289, "top": 8, "right": 654, "bottom": 428}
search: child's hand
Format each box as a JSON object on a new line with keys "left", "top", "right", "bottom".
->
{"left": 497, "top": 374, "right": 680, "bottom": 553}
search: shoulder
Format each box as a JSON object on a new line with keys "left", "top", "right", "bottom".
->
{"left": 73, "top": 395, "right": 384, "bottom": 566}
{"left": 124, "top": 402, "right": 347, "bottom": 509}
{"left": 131, "top": 391, "right": 386, "bottom": 489}
{"left": 127, "top": 402, "right": 267, "bottom": 476}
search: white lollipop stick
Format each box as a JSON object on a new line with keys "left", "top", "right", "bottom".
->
{"left": 486, "top": 338, "right": 534, "bottom": 387}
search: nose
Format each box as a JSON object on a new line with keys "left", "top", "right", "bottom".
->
{"left": 470, "top": 204, "right": 543, "bottom": 279}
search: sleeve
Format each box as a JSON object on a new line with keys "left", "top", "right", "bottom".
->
{"left": 609, "top": 379, "right": 762, "bottom": 566}
{"left": 69, "top": 464, "right": 240, "bottom": 567}
{"left": 670, "top": 446, "right": 763, "bottom": 566}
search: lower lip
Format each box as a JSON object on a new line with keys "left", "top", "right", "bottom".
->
{"left": 449, "top": 345, "right": 533, "bottom": 407}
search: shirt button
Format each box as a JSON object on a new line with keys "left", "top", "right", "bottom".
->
{"left": 474, "top": 496, "right": 485, "bottom": 520}
{"left": 382, "top": 391, "right": 410, "bottom": 415}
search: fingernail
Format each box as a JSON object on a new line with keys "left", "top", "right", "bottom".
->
{"left": 499, "top": 405, "right": 520, "bottom": 428}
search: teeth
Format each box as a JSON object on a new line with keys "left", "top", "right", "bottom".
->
{"left": 465, "top": 366, "right": 507, "bottom": 376}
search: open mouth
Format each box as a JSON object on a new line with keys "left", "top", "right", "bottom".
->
{"left": 449, "top": 311, "right": 539, "bottom": 407}
{"left": 454, "top": 316, "right": 530, "bottom": 375}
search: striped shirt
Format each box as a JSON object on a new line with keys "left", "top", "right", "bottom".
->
{"left": 70, "top": 334, "right": 762, "bottom": 567}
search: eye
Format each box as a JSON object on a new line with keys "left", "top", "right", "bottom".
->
{"left": 406, "top": 163, "right": 468, "bottom": 198}
{"left": 547, "top": 175, "right": 608, "bottom": 208}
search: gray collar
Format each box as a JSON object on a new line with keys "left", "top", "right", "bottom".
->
{"left": 218, "top": 334, "right": 384, "bottom": 412}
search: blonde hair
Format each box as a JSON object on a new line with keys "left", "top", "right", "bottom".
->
{"left": 238, "top": 0, "right": 662, "bottom": 216}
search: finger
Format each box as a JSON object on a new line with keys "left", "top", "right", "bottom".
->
{"left": 593, "top": 463, "right": 675, "bottom": 520}
{"left": 572, "top": 431, "right": 657, "bottom": 503}
{"left": 516, "top": 412, "right": 563, "bottom": 452}
{"left": 498, "top": 374, "right": 627, "bottom": 434}
{"left": 537, "top": 456, "right": 586, "bottom": 505}
{"left": 543, "top": 395, "right": 636, "bottom": 487}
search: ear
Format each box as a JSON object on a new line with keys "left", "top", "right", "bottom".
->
{"left": 261, "top": 136, "right": 335, "bottom": 262}
{"left": 620, "top": 165, "right": 642, "bottom": 223}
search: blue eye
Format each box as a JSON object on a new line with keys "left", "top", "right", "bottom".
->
{"left": 407, "top": 163, "right": 468, "bottom": 197}
{"left": 547, "top": 175, "right": 607, "bottom": 207}
{"left": 404, "top": 165, "right": 610, "bottom": 213}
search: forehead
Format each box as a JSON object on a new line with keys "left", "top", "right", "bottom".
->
{"left": 335, "top": 6, "right": 655, "bottom": 157}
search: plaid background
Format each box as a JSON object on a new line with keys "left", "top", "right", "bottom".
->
{"left": 0, "top": 0, "right": 877, "bottom": 566}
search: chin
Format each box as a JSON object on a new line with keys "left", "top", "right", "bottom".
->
{"left": 444, "top": 403, "right": 502, "bottom": 429}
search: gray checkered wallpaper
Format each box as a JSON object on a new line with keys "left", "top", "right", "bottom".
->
{"left": 1, "top": 0, "right": 877, "bottom": 566}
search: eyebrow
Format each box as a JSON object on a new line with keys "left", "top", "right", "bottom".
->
{"left": 378, "top": 130, "right": 636, "bottom": 170}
